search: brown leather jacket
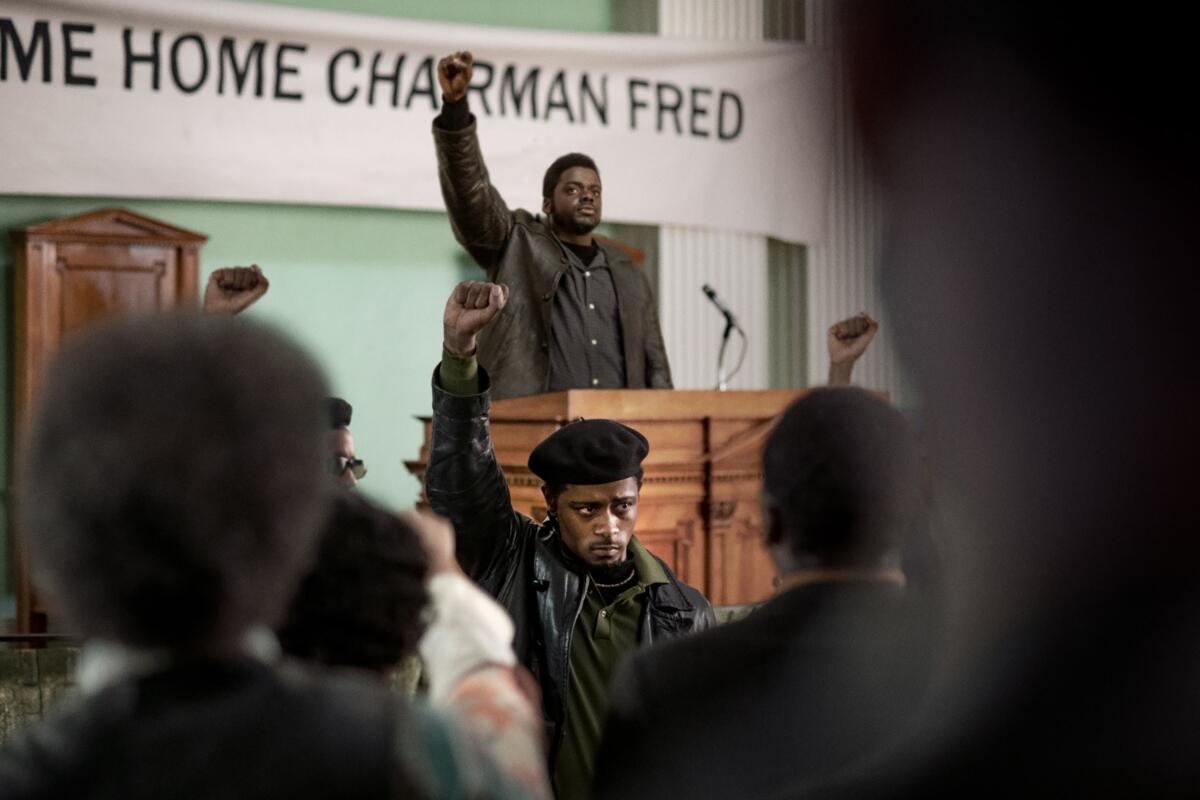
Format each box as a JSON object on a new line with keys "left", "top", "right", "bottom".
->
{"left": 433, "top": 120, "right": 673, "bottom": 401}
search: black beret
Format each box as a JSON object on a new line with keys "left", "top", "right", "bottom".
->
{"left": 528, "top": 419, "right": 649, "bottom": 485}
{"left": 328, "top": 396, "right": 352, "bottom": 430}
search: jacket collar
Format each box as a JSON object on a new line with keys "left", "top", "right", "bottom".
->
{"left": 629, "top": 537, "right": 669, "bottom": 587}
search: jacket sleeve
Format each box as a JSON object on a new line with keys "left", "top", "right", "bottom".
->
{"left": 425, "top": 366, "right": 526, "bottom": 594}
{"left": 433, "top": 118, "right": 515, "bottom": 274}
{"left": 640, "top": 270, "right": 674, "bottom": 389}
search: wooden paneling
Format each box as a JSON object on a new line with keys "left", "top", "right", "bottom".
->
{"left": 9, "top": 209, "right": 206, "bottom": 634}
{"left": 407, "top": 387, "right": 806, "bottom": 605}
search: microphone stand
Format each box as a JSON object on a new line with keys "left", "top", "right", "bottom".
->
{"left": 702, "top": 284, "right": 748, "bottom": 391}
{"left": 717, "top": 317, "right": 734, "bottom": 391}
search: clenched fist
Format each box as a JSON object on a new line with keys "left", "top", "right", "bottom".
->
{"left": 202, "top": 265, "right": 269, "bottom": 315}
{"left": 443, "top": 280, "right": 508, "bottom": 357}
{"left": 827, "top": 311, "right": 879, "bottom": 385}
{"left": 437, "top": 51, "right": 474, "bottom": 103}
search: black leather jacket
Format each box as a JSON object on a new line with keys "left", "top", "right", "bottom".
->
{"left": 425, "top": 367, "right": 714, "bottom": 758}
{"left": 433, "top": 118, "right": 673, "bottom": 401}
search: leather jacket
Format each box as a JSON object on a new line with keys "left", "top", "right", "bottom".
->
{"left": 425, "top": 367, "right": 714, "bottom": 759}
{"left": 433, "top": 118, "right": 674, "bottom": 401}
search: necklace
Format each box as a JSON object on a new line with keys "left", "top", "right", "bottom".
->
{"left": 591, "top": 570, "right": 636, "bottom": 589}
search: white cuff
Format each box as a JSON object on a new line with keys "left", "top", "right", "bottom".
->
{"left": 418, "top": 572, "right": 517, "bottom": 704}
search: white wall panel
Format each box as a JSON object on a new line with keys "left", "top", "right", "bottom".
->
{"left": 658, "top": 0, "right": 770, "bottom": 390}
{"left": 659, "top": 227, "right": 769, "bottom": 389}
{"left": 804, "top": 0, "right": 904, "bottom": 399}
{"left": 660, "top": 0, "right": 763, "bottom": 40}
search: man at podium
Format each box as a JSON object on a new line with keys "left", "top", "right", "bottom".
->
{"left": 433, "top": 51, "right": 673, "bottom": 401}
{"left": 426, "top": 280, "right": 713, "bottom": 798}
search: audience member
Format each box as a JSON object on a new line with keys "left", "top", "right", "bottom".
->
{"left": 787, "top": 2, "right": 1200, "bottom": 795}
{"left": 278, "top": 491, "right": 428, "bottom": 679}
{"left": 426, "top": 280, "right": 714, "bottom": 798}
{"left": 0, "top": 312, "right": 549, "bottom": 800}
{"left": 202, "top": 265, "right": 368, "bottom": 491}
{"left": 327, "top": 397, "right": 366, "bottom": 489}
{"left": 595, "top": 388, "right": 933, "bottom": 800}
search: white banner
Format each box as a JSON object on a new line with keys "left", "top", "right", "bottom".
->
{"left": 0, "top": 0, "right": 833, "bottom": 243}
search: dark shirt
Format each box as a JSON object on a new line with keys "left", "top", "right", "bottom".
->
{"left": 548, "top": 244, "right": 627, "bottom": 391}
{"left": 554, "top": 541, "right": 668, "bottom": 800}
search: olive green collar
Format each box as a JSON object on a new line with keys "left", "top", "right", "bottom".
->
{"left": 629, "top": 537, "right": 669, "bottom": 587}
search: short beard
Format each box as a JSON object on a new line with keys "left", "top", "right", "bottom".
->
{"left": 563, "top": 216, "right": 599, "bottom": 236}
{"left": 552, "top": 211, "right": 598, "bottom": 237}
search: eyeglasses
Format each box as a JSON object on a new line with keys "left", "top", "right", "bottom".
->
{"left": 331, "top": 456, "right": 367, "bottom": 480}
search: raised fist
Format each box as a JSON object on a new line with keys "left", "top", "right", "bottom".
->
{"left": 827, "top": 311, "right": 879, "bottom": 385}
{"left": 437, "top": 51, "right": 474, "bottom": 103}
{"left": 828, "top": 312, "right": 879, "bottom": 364}
{"left": 443, "top": 280, "right": 508, "bottom": 356}
{"left": 202, "top": 265, "right": 269, "bottom": 315}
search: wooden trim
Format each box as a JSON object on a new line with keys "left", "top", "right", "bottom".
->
{"left": 13, "top": 207, "right": 207, "bottom": 243}
{"left": 178, "top": 244, "right": 201, "bottom": 303}
{"left": 490, "top": 388, "right": 808, "bottom": 422}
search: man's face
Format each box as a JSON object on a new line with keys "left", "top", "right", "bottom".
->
{"left": 543, "top": 166, "right": 602, "bottom": 235}
{"left": 328, "top": 427, "right": 359, "bottom": 489}
{"left": 546, "top": 477, "right": 639, "bottom": 567}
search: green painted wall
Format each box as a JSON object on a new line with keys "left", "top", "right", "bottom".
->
{"left": 0, "top": 0, "right": 615, "bottom": 620}
{"left": 247, "top": 0, "right": 612, "bottom": 30}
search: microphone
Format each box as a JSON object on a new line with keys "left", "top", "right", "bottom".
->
{"left": 702, "top": 284, "right": 738, "bottom": 325}
{"left": 701, "top": 284, "right": 745, "bottom": 391}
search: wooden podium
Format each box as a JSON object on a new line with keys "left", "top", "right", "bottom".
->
{"left": 406, "top": 387, "right": 807, "bottom": 606}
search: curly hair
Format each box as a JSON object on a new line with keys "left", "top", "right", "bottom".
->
{"left": 542, "top": 152, "right": 600, "bottom": 200}
{"left": 763, "top": 388, "right": 923, "bottom": 566}
{"left": 279, "top": 491, "right": 430, "bottom": 671}
{"left": 19, "top": 312, "right": 330, "bottom": 649}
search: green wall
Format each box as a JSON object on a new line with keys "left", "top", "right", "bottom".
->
{"left": 0, "top": 0, "right": 616, "bottom": 619}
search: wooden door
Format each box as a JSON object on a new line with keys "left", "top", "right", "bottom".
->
{"left": 9, "top": 209, "right": 206, "bottom": 633}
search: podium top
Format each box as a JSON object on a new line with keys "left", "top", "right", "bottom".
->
{"left": 490, "top": 388, "right": 807, "bottom": 422}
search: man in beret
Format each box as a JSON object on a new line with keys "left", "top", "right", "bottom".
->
{"left": 327, "top": 396, "right": 367, "bottom": 489}
{"left": 426, "top": 280, "right": 715, "bottom": 798}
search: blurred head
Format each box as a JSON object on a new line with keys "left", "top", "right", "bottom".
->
{"left": 762, "top": 388, "right": 923, "bottom": 575}
{"left": 542, "top": 153, "right": 602, "bottom": 236}
{"left": 327, "top": 397, "right": 363, "bottom": 489}
{"left": 19, "top": 313, "right": 329, "bottom": 653}
{"left": 842, "top": 0, "right": 1197, "bottom": 635}
{"left": 279, "top": 491, "right": 429, "bottom": 672}
{"left": 530, "top": 419, "right": 647, "bottom": 567}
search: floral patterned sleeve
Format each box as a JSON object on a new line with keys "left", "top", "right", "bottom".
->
{"left": 402, "top": 573, "right": 551, "bottom": 800}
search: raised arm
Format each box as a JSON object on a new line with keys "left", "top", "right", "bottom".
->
{"left": 434, "top": 51, "right": 514, "bottom": 273}
{"left": 424, "top": 281, "right": 526, "bottom": 591}
{"left": 827, "top": 311, "right": 879, "bottom": 385}
{"left": 202, "top": 265, "right": 269, "bottom": 315}
{"left": 408, "top": 510, "right": 551, "bottom": 800}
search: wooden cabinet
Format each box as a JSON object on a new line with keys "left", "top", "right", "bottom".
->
{"left": 406, "top": 387, "right": 807, "bottom": 606}
{"left": 9, "top": 209, "right": 206, "bottom": 633}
